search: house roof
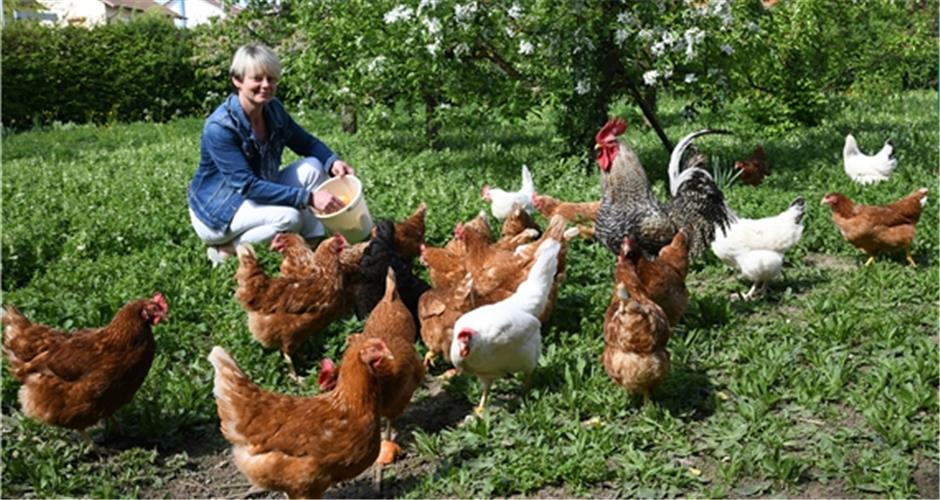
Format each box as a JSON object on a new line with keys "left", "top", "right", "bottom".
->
{"left": 102, "top": 0, "right": 180, "bottom": 17}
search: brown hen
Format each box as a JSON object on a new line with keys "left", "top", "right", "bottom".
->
{"left": 822, "top": 188, "right": 928, "bottom": 266}
{"left": 618, "top": 228, "right": 690, "bottom": 326}
{"left": 603, "top": 246, "right": 671, "bottom": 404}
{"left": 318, "top": 269, "right": 424, "bottom": 477}
{"left": 208, "top": 337, "right": 393, "bottom": 499}
{"left": 2, "top": 294, "right": 167, "bottom": 442}
{"left": 234, "top": 236, "right": 347, "bottom": 381}
{"left": 735, "top": 144, "right": 769, "bottom": 186}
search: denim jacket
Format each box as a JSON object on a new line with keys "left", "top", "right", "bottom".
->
{"left": 187, "top": 94, "right": 339, "bottom": 231}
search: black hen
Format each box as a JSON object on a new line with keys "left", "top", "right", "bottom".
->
{"left": 594, "top": 119, "right": 732, "bottom": 259}
{"left": 355, "top": 220, "right": 430, "bottom": 325}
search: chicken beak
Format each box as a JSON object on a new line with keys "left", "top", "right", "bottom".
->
{"left": 594, "top": 143, "right": 602, "bottom": 150}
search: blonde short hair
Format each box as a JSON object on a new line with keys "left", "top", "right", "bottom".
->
{"left": 229, "top": 43, "right": 282, "bottom": 81}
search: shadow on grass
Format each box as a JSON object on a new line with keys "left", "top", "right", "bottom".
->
{"left": 656, "top": 359, "right": 717, "bottom": 421}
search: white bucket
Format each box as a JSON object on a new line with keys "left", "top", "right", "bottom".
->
{"left": 312, "top": 175, "right": 373, "bottom": 243}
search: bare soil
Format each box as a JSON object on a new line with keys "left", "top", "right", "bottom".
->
{"left": 804, "top": 252, "right": 856, "bottom": 272}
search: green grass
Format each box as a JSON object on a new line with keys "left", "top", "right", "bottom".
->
{"left": 2, "top": 90, "right": 937, "bottom": 498}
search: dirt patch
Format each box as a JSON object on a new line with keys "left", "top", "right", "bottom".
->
{"left": 791, "top": 477, "right": 854, "bottom": 498}
{"left": 832, "top": 403, "right": 867, "bottom": 429}
{"left": 510, "top": 483, "right": 571, "bottom": 498}
{"left": 804, "top": 252, "right": 856, "bottom": 272}
{"left": 913, "top": 454, "right": 939, "bottom": 499}
{"left": 139, "top": 428, "right": 279, "bottom": 499}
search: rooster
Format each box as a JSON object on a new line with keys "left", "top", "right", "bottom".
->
{"left": 482, "top": 164, "right": 536, "bottom": 220}
{"left": 594, "top": 118, "right": 733, "bottom": 259}
{"left": 450, "top": 239, "right": 560, "bottom": 415}
{"left": 843, "top": 134, "right": 897, "bottom": 185}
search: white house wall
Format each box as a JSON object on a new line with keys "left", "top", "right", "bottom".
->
{"left": 39, "top": 0, "right": 108, "bottom": 26}
{"left": 164, "top": 0, "right": 224, "bottom": 27}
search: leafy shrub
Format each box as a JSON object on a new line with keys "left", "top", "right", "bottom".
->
{"left": 1, "top": 14, "right": 200, "bottom": 128}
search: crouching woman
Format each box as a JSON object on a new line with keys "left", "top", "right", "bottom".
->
{"left": 187, "top": 43, "right": 355, "bottom": 265}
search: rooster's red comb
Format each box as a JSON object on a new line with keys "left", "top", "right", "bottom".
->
{"left": 596, "top": 118, "right": 627, "bottom": 144}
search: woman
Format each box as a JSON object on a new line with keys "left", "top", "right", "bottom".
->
{"left": 188, "top": 43, "right": 355, "bottom": 265}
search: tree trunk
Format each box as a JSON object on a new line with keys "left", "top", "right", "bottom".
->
{"left": 423, "top": 92, "right": 440, "bottom": 150}
{"left": 628, "top": 83, "right": 672, "bottom": 153}
{"left": 340, "top": 105, "right": 357, "bottom": 134}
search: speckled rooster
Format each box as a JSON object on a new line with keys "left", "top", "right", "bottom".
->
{"left": 594, "top": 118, "right": 733, "bottom": 259}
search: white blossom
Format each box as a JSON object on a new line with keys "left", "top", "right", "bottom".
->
{"left": 418, "top": 0, "right": 438, "bottom": 11}
{"left": 614, "top": 28, "right": 629, "bottom": 45}
{"left": 575, "top": 79, "right": 591, "bottom": 95}
{"left": 643, "top": 70, "right": 660, "bottom": 86}
{"left": 384, "top": 5, "right": 414, "bottom": 24}
{"left": 454, "top": 2, "right": 478, "bottom": 23}
{"left": 508, "top": 2, "right": 523, "bottom": 19}
{"left": 426, "top": 42, "right": 440, "bottom": 55}
{"left": 638, "top": 28, "right": 655, "bottom": 41}
{"left": 651, "top": 41, "right": 667, "bottom": 57}
{"left": 423, "top": 16, "right": 441, "bottom": 36}
{"left": 709, "top": 0, "right": 733, "bottom": 27}
{"left": 518, "top": 40, "right": 534, "bottom": 55}
{"left": 454, "top": 43, "right": 470, "bottom": 57}
{"left": 683, "top": 27, "right": 705, "bottom": 60}
{"left": 746, "top": 21, "right": 760, "bottom": 33}
{"left": 661, "top": 31, "right": 676, "bottom": 45}
{"left": 617, "top": 11, "right": 634, "bottom": 25}
{"left": 505, "top": 25, "right": 516, "bottom": 38}
{"left": 684, "top": 73, "right": 697, "bottom": 83}
{"left": 367, "top": 56, "right": 387, "bottom": 74}
{"left": 571, "top": 35, "right": 595, "bottom": 55}
{"left": 720, "top": 43, "right": 734, "bottom": 55}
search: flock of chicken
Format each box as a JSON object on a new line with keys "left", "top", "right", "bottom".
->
{"left": 2, "top": 118, "right": 928, "bottom": 498}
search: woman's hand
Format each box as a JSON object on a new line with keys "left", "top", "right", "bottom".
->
{"left": 330, "top": 160, "right": 355, "bottom": 177}
{"left": 311, "top": 190, "right": 345, "bottom": 214}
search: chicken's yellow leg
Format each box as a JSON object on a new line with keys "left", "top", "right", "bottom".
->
{"left": 283, "top": 352, "right": 304, "bottom": 384}
{"left": 474, "top": 379, "right": 492, "bottom": 416}
{"left": 906, "top": 251, "right": 918, "bottom": 267}
{"left": 864, "top": 256, "right": 876, "bottom": 266}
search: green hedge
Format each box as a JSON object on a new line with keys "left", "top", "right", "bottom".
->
{"left": 2, "top": 14, "right": 201, "bottom": 129}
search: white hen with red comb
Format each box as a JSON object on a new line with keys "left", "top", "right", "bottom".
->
{"left": 449, "top": 238, "right": 560, "bottom": 415}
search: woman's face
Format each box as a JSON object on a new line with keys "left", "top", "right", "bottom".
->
{"left": 233, "top": 69, "right": 277, "bottom": 108}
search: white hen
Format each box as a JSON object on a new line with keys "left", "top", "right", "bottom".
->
{"left": 711, "top": 197, "right": 805, "bottom": 299}
{"left": 482, "top": 164, "right": 536, "bottom": 220}
{"left": 450, "top": 238, "right": 560, "bottom": 414}
{"left": 843, "top": 134, "right": 897, "bottom": 185}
